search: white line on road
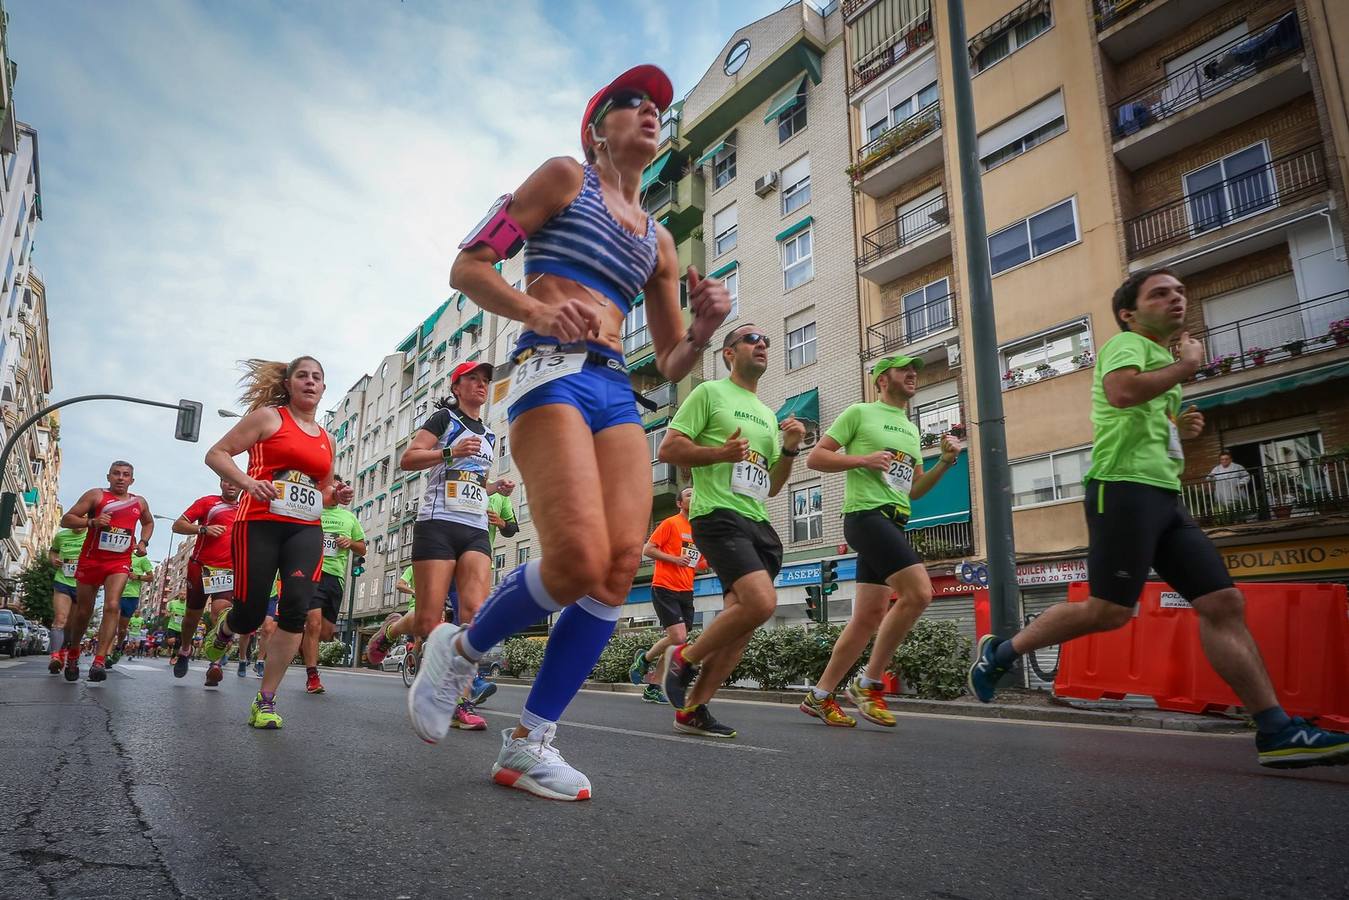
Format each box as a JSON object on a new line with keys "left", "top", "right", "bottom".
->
{"left": 0, "top": 659, "right": 25, "bottom": 668}
{"left": 474, "top": 707, "right": 784, "bottom": 753}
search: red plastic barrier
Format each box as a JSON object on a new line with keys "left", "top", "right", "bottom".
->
{"left": 1054, "top": 581, "right": 1349, "bottom": 728}
{"left": 974, "top": 588, "right": 991, "bottom": 639}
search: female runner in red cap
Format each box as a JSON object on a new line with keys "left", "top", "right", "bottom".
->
{"left": 403, "top": 64, "right": 731, "bottom": 800}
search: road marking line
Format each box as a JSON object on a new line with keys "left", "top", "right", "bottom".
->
{"left": 475, "top": 708, "right": 784, "bottom": 753}
{"left": 0, "top": 659, "right": 25, "bottom": 668}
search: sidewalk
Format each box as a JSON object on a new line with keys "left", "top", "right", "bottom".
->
{"left": 494, "top": 676, "right": 1251, "bottom": 734}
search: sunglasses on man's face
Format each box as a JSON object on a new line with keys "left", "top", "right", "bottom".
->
{"left": 733, "top": 332, "right": 771, "bottom": 349}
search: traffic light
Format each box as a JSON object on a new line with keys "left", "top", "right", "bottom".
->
{"left": 351, "top": 555, "right": 366, "bottom": 577}
{"left": 821, "top": 559, "right": 839, "bottom": 595}
{"left": 175, "top": 400, "right": 203, "bottom": 442}
{"left": 804, "top": 585, "right": 822, "bottom": 623}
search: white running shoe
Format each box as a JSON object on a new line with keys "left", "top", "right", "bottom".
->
{"left": 406, "top": 624, "right": 476, "bottom": 744}
{"left": 491, "top": 724, "right": 592, "bottom": 801}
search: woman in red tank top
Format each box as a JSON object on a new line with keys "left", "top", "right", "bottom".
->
{"left": 201, "top": 356, "right": 353, "bottom": 729}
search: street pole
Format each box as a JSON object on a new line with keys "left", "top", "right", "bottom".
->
{"left": 345, "top": 565, "right": 357, "bottom": 668}
{"left": 945, "top": 0, "right": 1019, "bottom": 639}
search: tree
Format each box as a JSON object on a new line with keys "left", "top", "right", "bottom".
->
{"left": 17, "top": 558, "right": 57, "bottom": 626}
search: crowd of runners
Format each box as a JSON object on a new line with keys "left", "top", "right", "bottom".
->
{"left": 40, "top": 63, "right": 1349, "bottom": 803}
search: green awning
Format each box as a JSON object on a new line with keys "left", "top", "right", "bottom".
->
{"left": 640, "top": 150, "right": 674, "bottom": 192}
{"left": 627, "top": 351, "right": 657, "bottom": 372}
{"left": 695, "top": 139, "right": 732, "bottom": 168}
{"left": 452, "top": 310, "right": 484, "bottom": 341}
{"left": 775, "top": 215, "right": 813, "bottom": 243}
{"left": 375, "top": 492, "right": 387, "bottom": 501}
{"left": 775, "top": 388, "right": 819, "bottom": 424}
{"left": 396, "top": 330, "right": 418, "bottom": 353}
{"left": 709, "top": 260, "right": 738, "bottom": 279}
{"left": 633, "top": 291, "right": 645, "bottom": 307}
{"left": 1187, "top": 361, "right": 1349, "bottom": 411}
{"left": 22, "top": 489, "right": 37, "bottom": 505}
{"left": 432, "top": 341, "right": 447, "bottom": 357}
{"left": 420, "top": 298, "right": 451, "bottom": 343}
{"left": 908, "top": 454, "right": 971, "bottom": 528}
{"left": 763, "top": 75, "right": 807, "bottom": 123}
{"left": 644, "top": 416, "right": 670, "bottom": 432}
{"left": 390, "top": 480, "right": 403, "bottom": 491}
{"left": 467, "top": 350, "right": 482, "bottom": 362}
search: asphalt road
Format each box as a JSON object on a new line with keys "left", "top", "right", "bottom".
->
{"left": 2, "top": 655, "right": 1347, "bottom": 900}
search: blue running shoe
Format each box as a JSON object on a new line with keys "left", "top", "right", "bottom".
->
{"left": 1257, "top": 718, "right": 1349, "bottom": 769}
{"left": 471, "top": 675, "right": 497, "bottom": 706}
{"left": 237, "top": 659, "right": 248, "bottom": 678}
{"left": 967, "top": 634, "right": 1010, "bottom": 703}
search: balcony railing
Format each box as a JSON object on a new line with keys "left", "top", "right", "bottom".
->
{"left": 652, "top": 461, "right": 675, "bottom": 485}
{"left": 623, "top": 326, "right": 651, "bottom": 355}
{"left": 865, "top": 290, "right": 956, "bottom": 356}
{"left": 913, "top": 397, "right": 962, "bottom": 443}
{"left": 1092, "top": 0, "right": 1156, "bottom": 32}
{"left": 642, "top": 382, "right": 677, "bottom": 410}
{"left": 400, "top": 385, "right": 413, "bottom": 402}
{"left": 852, "top": 103, "right": 941, "bottom": 177}
{"left": 847, "top": 11, "right": 934, "bottom": 97}
{"left": 642, "top": 181, "right": 676, "bottom": 215}
{"left": 858, "top": 194, "right": 949, "bottom": 268}
{"left": 1183, "top": 455, "right": 1349, "bottom": 528}
{"left": 1110, "top": 12, "right": 1301, "bottom": 139}
{"left": 908, "top": 520, "right": 974, "bottom": 560}
{"left": 1186, "top": 289, "right": 1349, "bottom": 382}
{"left": 1124, "top": 144, "right": 1326, "bottom": 258}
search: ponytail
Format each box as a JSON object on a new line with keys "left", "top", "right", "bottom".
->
{"left": 237, "top": 356, "right": 324, "bottom": 413}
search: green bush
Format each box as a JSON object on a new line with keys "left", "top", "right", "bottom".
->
{"left": 590, "top": 628, "right": 662, "bottom": 682}
{"left": 889, "top": 618, "right": 970, "bottom": 700}
{"left": 502, "top": 637, "right": 546, "bottom": 676}
{"left": 318, "top": 640, "right": 347, "bottom": 667}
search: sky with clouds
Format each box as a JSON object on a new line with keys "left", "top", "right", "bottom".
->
{"left": 9, "top": 0, "right": 785, "bottom": 561}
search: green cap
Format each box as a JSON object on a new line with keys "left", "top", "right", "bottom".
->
{"left": 871, "top": 355, "right": 925, "bottom": 379}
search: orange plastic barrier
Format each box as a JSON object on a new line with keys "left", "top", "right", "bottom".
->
{"left": 1054, "top": 581, "right": 1349, "bottom": 729}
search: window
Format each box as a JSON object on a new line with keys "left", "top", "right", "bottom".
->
{"left": 989, "top": 198, "right": 1078, "bottom": 275}
{"left": 714, "top": 143, "right": 737, "bottom": 189}
{"left": 377, "top": 496, "right": 386, "bottom": 515}
{"left": 516, "top": 542, "right": 531, "bottom": 566}
{"left": 973, "top": 8, "right": 1052, "bottom": 74}
{"left": 786, "top": 309, "right": 817, "bottom": 370}
{"left": 383, "top": 571, "right": 396, "bottom": 598}
{"left": 901, "top": 277, "right": 953, "bottom": 341}
{"left": 781, "top": 227, "right": 813, "bottom": 291}
{"left": 1001, "top": 319, "right": 1092, "bottom": 385}
{"left": 724, "top": 267, "right": 740, "bottom": 319}
{"left": 1011, "top": 447, "right": 1092, "bottom": 508}
{"left": 780, "top": 156, "right": 811, "bottom": 216}
{"left": 659, "top": 106, "right": 679, "bottom": 145}
{"left": 778, "top": 83, "right": 807, "bottom": 143}
{"left": 623, "top": 300, "right": 649, "bottom": 354}
{"left": 518, "top": 484, "right": 530, "bottom": 523}
{"left": 979, "top": 91, "right": 1066, "bottom": 172}
{"left": 494, "top": 552, "right": 507, "bottom": 584}
{"left": 863, "top": 79, "right": 939, "bottom": 144}
{"left": 499, "top": 435, "right": 510, "bottom": 472}
{"left": 790, "top": 482, "right": 823, "bottom": 542}
{"left": 391, "top": 493, "right": 403, "bottom": 516}
{"left": 1184, "top": 143, "right": 1274, "bottom": 236}
{"left": 713, "top": 204, "right": 738, "bottom": 257}
{"left": 725, "top": 39, "right": 751, "bottom": 75}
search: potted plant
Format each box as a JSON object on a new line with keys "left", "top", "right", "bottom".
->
{"left": 1249, "top": 346, "right": 1268, "bottom": 366}
{"left": 920, "top": 432, "right": 939, "bottom": 449}
{"left": 1002, "top": 368, "right": 1024, "bottom": 389}
{"left": 1282, "top": 338, "right": 1306, "bottom": 356}
{"left": 1071, "top": 350, "right": 1094, "bottom": 368}
{"left": 1331, "top": 318, "right": 1349, "bottom": 346}
{"left": 1033, "top": 362, "right": 1057, "bottom": 380}
{"left": 1214, "top": 353, "right": 1235, "bottom": 375}
{"left": 949, "top": 422, "right": 967, "bottom": 440}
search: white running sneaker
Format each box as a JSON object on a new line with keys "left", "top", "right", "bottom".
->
{"left": 406, "top": 624, "right": 476, "bottom": 744}
{"left": 491, "top": 724, "right": 592, "bottom": 801}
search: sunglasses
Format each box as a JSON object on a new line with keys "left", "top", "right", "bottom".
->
{"left": 593, "top": 89, "right": 651, "bottom": 126}
{"left": 731, "top": 332, "right": 771, "bottom": 349}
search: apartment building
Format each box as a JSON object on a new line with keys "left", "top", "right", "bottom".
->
{"left": 843, "top": 0, "right": 1349, "bottom": 679}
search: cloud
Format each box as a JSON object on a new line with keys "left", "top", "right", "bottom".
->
{"left": 8, "top": 0, "right": 781, "bottom": 560}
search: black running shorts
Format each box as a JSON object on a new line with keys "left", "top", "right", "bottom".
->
{"left": 310, "top": 573, "right": 345, "bottom": 624}
{"left": 1085, "top": 479, "right": 1234, "bottom": 607}
{"left": 651, "top": 586, "right": 695, "bottom": 630}
{"left": 411, "top": 519, "right": 491, "bottom": 561}
{"left": 843, "top": 506, "right": 923, "bottom": 585}
{"left": 690, "top": 509, "right": 783, "bottom": 590}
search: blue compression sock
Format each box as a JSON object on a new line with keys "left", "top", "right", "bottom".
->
{"left": 1252, "top": 706, "right": 1292, "bottom": 735}
{"left": 462, "top": 560, "right": 562, "bottom": 660}
{"left": 993, "top": 638, "right": 1020, "bottom": 668}
{"left": 520, "top": 597, "right": 619, "bottom": 730}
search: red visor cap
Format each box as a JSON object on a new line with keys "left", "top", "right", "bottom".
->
{"left": 580, "top": 64, "right": 674, "bottom": 156}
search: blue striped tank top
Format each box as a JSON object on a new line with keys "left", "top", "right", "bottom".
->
{"left": 523, "top": 164, "right": 658, "bottom": 316}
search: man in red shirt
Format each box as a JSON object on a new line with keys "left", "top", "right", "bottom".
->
{"left": 629, "top": 488, "right": 706, "bottom": 702}
{"left": 60, "top": 461, "right": 154, "bottom": 682}
{"left": 171, "top": 478, "right": 241, "bottom": 686}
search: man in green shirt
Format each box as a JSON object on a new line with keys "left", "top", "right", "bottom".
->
{"left": 127, "top": 614, "right": 145, "bottom": 657}
{"left": 802, "top": 355, "right": 963, "bottom": 728}
{"left": 301, "top": 490, "right": 367, "bottom": 694}
{"left": 164, "top": 595, "right": 188, "bottom": 660}
{"left": 46, "top": 527, "right": 87, "bottom": 673}
{"left": 487, "top": 484, "right": 519, "bottom": 551}
{"left": 110, "top": 553, "right": 155, "bottom": 666}
{"left": 658, "top": 324, "right": 806, "bottom": 738}
{"left": 970, "top": 268, "right": 1349, "bottom": 768}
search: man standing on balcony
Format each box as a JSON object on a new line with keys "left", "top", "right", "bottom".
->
{"left": 970, "top": 267, "right": 1349, "bottom": 768}
{"left": 799, "top": 355, "right": 962, "bottom": 728}
{"left": 1208, "top": 448, "right": 1252, "bottom": 511}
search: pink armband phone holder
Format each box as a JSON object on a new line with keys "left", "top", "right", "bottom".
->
{"left": 459, "top": 193, "right": 527, "bottom": 260}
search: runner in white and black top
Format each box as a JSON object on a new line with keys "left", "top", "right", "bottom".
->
{"left": 398, "top": 360, "right": 502, "bottom": 731}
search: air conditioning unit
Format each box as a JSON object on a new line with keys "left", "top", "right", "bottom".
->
{"left": 753, "top": 171, "right": 779, "bottom": 197}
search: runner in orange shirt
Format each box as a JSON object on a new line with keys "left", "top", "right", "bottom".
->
{"left": 629, "top": 487, "right": 706, "bottom": 702}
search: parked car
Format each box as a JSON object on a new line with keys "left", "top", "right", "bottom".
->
{"left": 477, "top": 644, "right": 504, "bottom": 677}
{"left": 379, "top": 642, "right": 407, "bottom": 673}
{"left": 12, "top": 614, "right": 31, "bottom": 656}
{"left": 0, "top": 609, "right": 20, "bottom": 657}
{"left": 28, "top": 625, "right": 48, "bottom": 654}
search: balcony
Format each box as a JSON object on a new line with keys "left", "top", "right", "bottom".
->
{"left": 652, "top": 461, "right": 675, "bottom": 486}
{"left": 641, "top": 172, "right": 704, "bottom": 235}
{"left": 677, "top": 235, "right": 705, "bottom": 274}
{"left": 1183, "top": 455, "right": 1349, "bottom": 528}
{"left": 865, "top": 290, "right": 956, "bottom": 357}
{"left": 641, "top": 382, "right": 677, "bottom": 412}
{"left": 400, "top": 384, "right": 413, "bottom": 403}
{"left": 913, "top": 397, "right": 963, "bottom": 446}
{"left": 857, "top": 193, "right": 950, "bottom": 285}
{"left": 623, "top": 326, "right": 651, "bottom": 357}
{"left": 1124, "top": 145, "right": 1327, "bottom": 261}
{"left": 907, "top": 520, "right": 974, "bottom": 561}
{"left": 849, "top": 103, "right": 942, "bottom": 199}
{"left": 847, "top": 11, "right": 933, "bottom": 98}
{"left": 1093, "top": 0, "right": 1232, "bottom": 62}
{"left": 1184, "top": 290, "right": 1349, "bottom": 385}
{"left": 1110, "top": 13, "right": 1306, "bottom": 170}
